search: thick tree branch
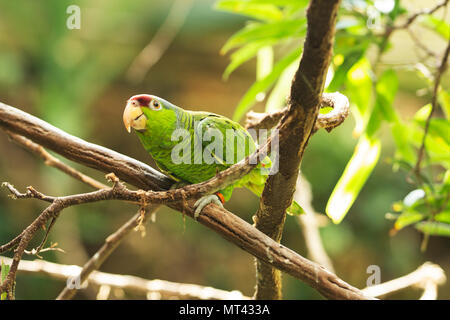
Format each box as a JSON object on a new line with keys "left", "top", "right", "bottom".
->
{"left": 0, "top": 101, "right": 370, "bottom": 300}
{"left": 253, "top": 0, "right": 342, "bottom": 299}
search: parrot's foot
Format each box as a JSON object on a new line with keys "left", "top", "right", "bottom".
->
{"left": 194, "top": 193, "right": 225, "bottom": 219}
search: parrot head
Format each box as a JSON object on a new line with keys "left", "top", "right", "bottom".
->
{"left": 123, "top": 94, "right": 166, "bottom": 133}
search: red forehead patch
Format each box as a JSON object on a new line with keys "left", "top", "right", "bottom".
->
{"left": 130, "top": 94, "right": 152, "bottom": 106}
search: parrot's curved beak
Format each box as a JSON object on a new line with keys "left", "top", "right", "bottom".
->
{"left": 123, "top": 101, "right": 147, "bottom": 133}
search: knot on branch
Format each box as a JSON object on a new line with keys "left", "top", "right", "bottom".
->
{"left": 245, "top": 92, "right": 350, "bottom": 133}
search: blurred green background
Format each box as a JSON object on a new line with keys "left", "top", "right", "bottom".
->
{"left": 0, "top": 0, "right": 449, "bottom": 299}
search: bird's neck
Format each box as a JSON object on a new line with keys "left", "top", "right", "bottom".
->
{"left": 136, "top": 108, "right": 194, "bottom": 153}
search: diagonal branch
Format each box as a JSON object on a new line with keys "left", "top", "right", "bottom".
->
{"left": 252, "top": 0, "right": 342, "bottom": 300}
{"left": 414, "top": 37, "right": 450, "bottom": 179}
{"left": 6, "top": 132, "right": 108, "bottom": 190}
{"left": 57, "top": 205, "right": 160, "bottom": 300}
{"left": 125, "top": 0, "right": 194, "bottom": 84}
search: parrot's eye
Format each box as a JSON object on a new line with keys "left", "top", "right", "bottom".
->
{"left": 150, "top": 100, "right": 161, "bottom": 111}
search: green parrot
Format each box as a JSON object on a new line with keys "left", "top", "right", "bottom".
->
{"left": 123, "top": 94, "right": 273, "bottom": 217}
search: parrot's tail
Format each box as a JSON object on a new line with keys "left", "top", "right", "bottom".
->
{"left": 245, "top": 181, "right": 265, "bottom": 197}
{"left": 242, "top": 165, "right": 270, "bottom": 197}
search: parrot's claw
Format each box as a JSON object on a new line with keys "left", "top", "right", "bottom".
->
{"left": 194, "top": 194, "right": 224, "bottom": 219}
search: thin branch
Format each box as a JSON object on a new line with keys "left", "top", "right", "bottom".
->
{"left": 0, "top": 256, "right": 249, "bottom": 300}
{"left": 6, "top": 132, "right": 108, "bottom": 190}
{"left": 362, "top": 262, "right": 446, "bottom": 299}
{"left": 294, "top": 174, "right": 334, "bottom": 273}
{"left": 57, "top": 205, "right": 160, "bottom": 300}
{"left": 252, "top": 0, "right": 342, "bottom": 300}
{"left": 0, "top": 102, "right": 370, "bottom": 300}
{"left": 407, "top": 28, "right": 439, "bottom": 60}
{"left": 376, "top": 0, "right": 448, "bottom": 64}
{"left": 394, "top": 0, "right": 449, "bottom": 30}
{"left": 125, "top": 0, "right": 194, "bottom": 84}
{"left": 414, "top": 37, "right": 450, "bottom": 178}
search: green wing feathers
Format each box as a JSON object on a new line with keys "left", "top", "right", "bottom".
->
{"left": 196, "top": 114, "right": 271, "bottom": 199}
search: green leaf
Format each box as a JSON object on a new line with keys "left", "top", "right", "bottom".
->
{"left": 287, "top": 200, "right": 305, "bottom": 216}
{"left": 409, "top": 120, "right": 450, "bottom": 168}
{"left": 416, "top": 221, "right": 450, "bottom": 237}
{"left": 438, "top": 90, "right": 450, "bottom": 120}
{"left": 326, "top": 135, "right": 381, "bottom": 223}
{"left": 345, "top": 57, "right": 373, "bottom": 136}
{"left": 413, "top": 103, "right": 431, "bottom": 122}
{"left": 442, "top": 169, "right": 450, "bottom": 193}
{"left": 327, "top": 49, "right": 364, "bottom": 92}
{"left": 223, "top": 40, "right": 275, "bottom": 79}
{"left": 221, "top": 19, "right": 306, "bottom": 53}
{"left": 427, "top": 119, "right": 450, "bottom": 146}
{"left": 388, "top": 0, "right": 407, "bottom": 20}
{"left": 257, "top": 46, "right": 273, "bottom": 80}
{"left": 391, "top": 122, "right": 416, "bottom": 165}
{"left": 375, "top": 69, "right": 399, "bottom": 122}
{"left": 421, "top": 15, "right": 450, "bottom": 40}
{"left": 1, "top": 260, "right": 10, "bottom": 300}
{"left": 435, "top": 210, "right": 450, "bottom": 224}
{"left": 215, "top": 0, "right": 284, "bottom": 22}
{"left": 394, "top": 210, "right": 425, "bottom": 230}
{"left": 414, "top": 114, "right": 450, "bottom": 164}
{"left": 247, "top": 0, "right": 308, "bottom": 6}
{"left": 265, "top": 58, "right": 298, "bottom": 112}
{"left": 232, "top": 47, "right": 302, "bottom": 121}
{"left": 365, "top": 103, "right": 383, "bottom": 138}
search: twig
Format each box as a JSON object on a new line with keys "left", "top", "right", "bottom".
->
{"left": 395, "top": 0, "right": 449, "bottom": 30}
{"left": 125, "top": 0, "right": 194, "bottom": 84}
{"left": 376, "top": 0, "right": 448, "bottom": 64}
{"left": 252, "top": 0, "right": 342, "bottom": 300}
{"left": 57, "top": 206, "right": 159, "bottom": 300}
{"left": 414, "top": 38, "right": 450, "bottom": 179}
{"left": 407, "top": 28, "right": 439, "bottom": 60}
{"left": 362, "top": 262, "right": 446, "bottom": 298}
{"left": 0, "top": 256, "right": 249, "bottom": 300}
